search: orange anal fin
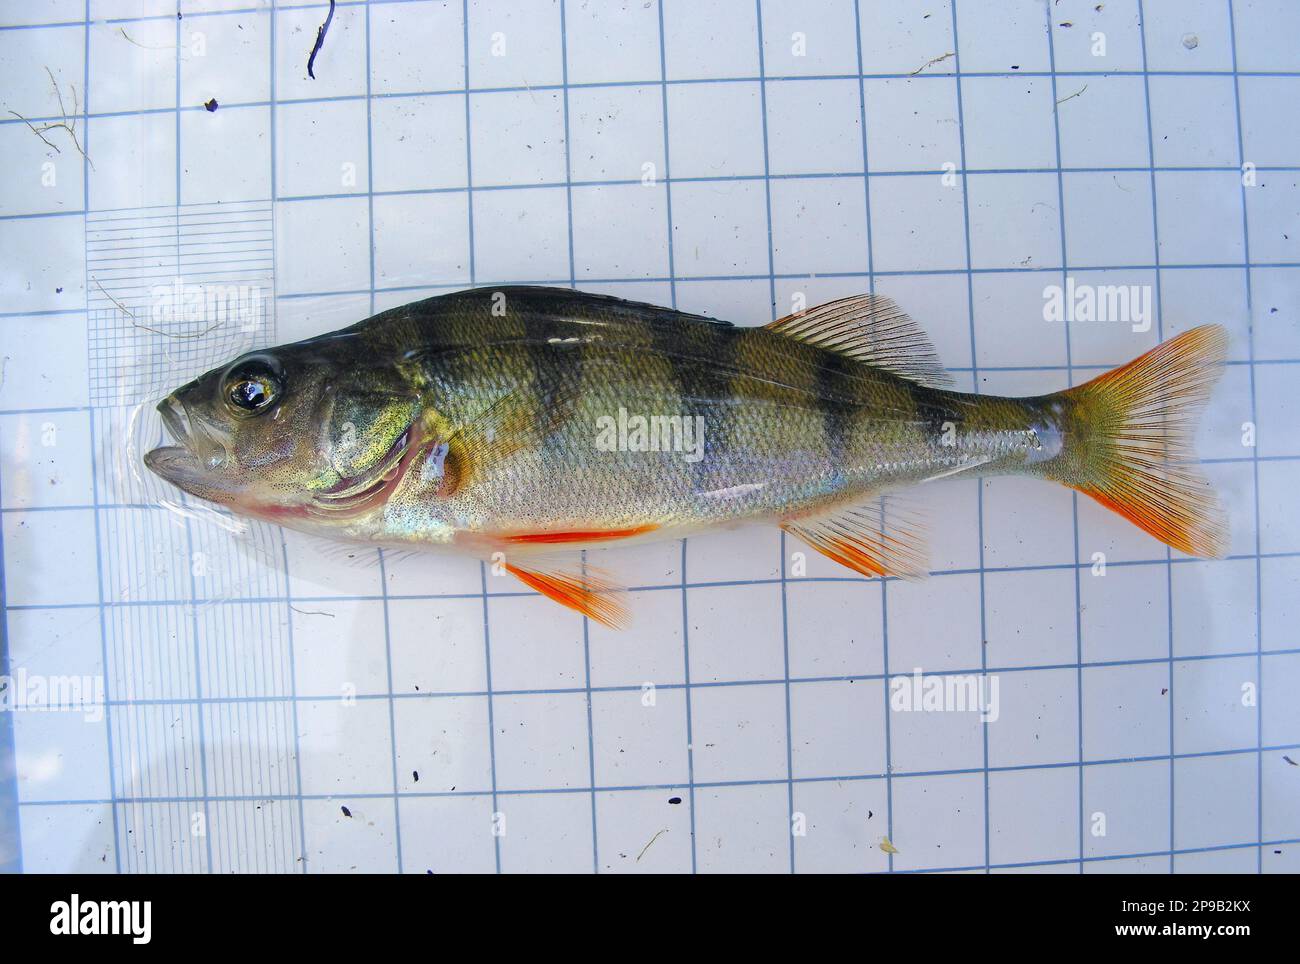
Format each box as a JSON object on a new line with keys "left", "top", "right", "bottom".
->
{"left": 781, "top": 497, "right": 929, "bottom": 580}
{"left": 503, "top": 524, "right": 657, "bottom": 546}
{"left": 504, "top": 562, "right": 629, "bottom": 629}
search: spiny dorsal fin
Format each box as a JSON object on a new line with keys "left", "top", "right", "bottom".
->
{"left": 781, "top": 494, "right": 929, "bottom": 581}
{"left": 766, "top": 294, "right": 952, "bottom": 388}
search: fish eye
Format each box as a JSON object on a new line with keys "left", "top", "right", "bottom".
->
{"left": 224, "top": 356, "right": 283, "bottom": 415}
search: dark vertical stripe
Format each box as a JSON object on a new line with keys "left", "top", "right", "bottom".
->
{"left": 646, "top": 315, "right": 739, "bottom": 489}
{"left": 814, "top": 351, "right": 861, "bottom": 483}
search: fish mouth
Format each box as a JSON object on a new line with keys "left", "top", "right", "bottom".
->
{"left": 306, "top": 418, "right": 426, "bottom": 519}
{"left": 143, "top": 396, "right": 206, "bottom": 483}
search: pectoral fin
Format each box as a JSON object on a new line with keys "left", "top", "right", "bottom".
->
{"left": 443, "top": 377, "right": 582, "bottom": 494}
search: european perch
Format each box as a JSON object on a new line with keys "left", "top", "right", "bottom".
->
{"left": 145, "top": 286, "right": 1227, "bottom": 626}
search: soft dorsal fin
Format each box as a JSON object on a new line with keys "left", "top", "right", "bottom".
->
{"left": 765, "top": 294, "right": 952, "bottom": 388}
{"left": 781, "top": 495, "right": 929, "bottom": 580}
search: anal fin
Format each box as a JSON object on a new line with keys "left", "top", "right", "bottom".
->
{"left": 504, "top": 560, "right": 629, "bottom": 629}
{"left": 781, "top": 496, "right": 929, "bottom": 580}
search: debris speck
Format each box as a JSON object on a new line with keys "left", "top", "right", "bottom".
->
{"left": 340, "top": 805, "right": 352, "bottom": 817}
{"left": 204, "top": 98, "right": 219, "bottom": 112}
{"left": 668, "top": 796, "right": 682, "bottom": 805}
{"left": 1182, "top": 33, "right": 1199, "bottom": 50}
{"left": 880, "top": 836, "right": 900, "bottom": 854}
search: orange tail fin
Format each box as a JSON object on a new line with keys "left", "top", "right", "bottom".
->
{"left": 1047, "top": 324, "right": 1229, "bottom": 557}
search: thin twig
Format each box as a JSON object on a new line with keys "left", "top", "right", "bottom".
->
{"left": 92, "top": 278, "right": 222, "bottom": 340}
{"left": 11, "top": 67, "right": 94, "bottom": 169}
{"left": 118, "top": 26, "right": 178, "bottom": 50}
{"left": 636, "top": 829, "right": 667, "bottom": 862}
{"left": 8, "top": 111, "right": 60, "bottom": 152}
{"left": 909, "top": 51, "right": 955, "bottom": 75}
{"left": 289, "top": 605, "right": 337, "bottom": 618}
{"left": 1055, "top": 83, "right": 1088, "bottom": 106}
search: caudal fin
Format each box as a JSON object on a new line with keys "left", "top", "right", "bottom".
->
{"left": 1047, "top": 325, "right": 1229, "bottom": 557}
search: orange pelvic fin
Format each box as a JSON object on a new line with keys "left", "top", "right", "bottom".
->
{"left": 782, "top": 497, "right": 929, "bottom": 580}
{"left": 504, "top": 561, "right": 629, "bottom": 629}
{"left": 1050, "top": 324, "right": 1228, "bottom": 558}
{"left": 503, "top": 524, "right": 657, "bottom": 545}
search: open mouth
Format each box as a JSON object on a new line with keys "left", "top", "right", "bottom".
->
{"left": 306, "top": 418, "right": 425, "bottom": 519}
{"left": 143, "top": 396, "right": 204, "bottom": 479}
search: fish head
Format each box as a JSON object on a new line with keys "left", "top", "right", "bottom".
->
{"left": 144, "top": 338, "right": 425, "bottom": 522}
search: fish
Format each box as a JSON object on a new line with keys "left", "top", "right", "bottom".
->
{"left": 145, "top": 286, "right": 1228, "bottom": 627}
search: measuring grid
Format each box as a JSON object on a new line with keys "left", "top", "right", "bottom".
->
{"left": 1, "top": 0, "right": 1298, "bottom": 873}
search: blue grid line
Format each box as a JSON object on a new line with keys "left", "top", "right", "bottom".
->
{"left": 853, "top": 0, "right": 894, "bottom": 874}
{"left": 361, "top": 0, "right": 405, "bottom": 874}
{"left": 7, "top": 262, "right": 1292, "bottom": 318}
{"left": 751, "top": 0, "right": 796, "bottom": 877}
{"left": 245, "top": 1, "right": 292, "bottom": 867}
{"left": 0, "top": 0, "right": 1293, "bottom": 80}
{"left": 172, "top": 0, "right": 215, "bottom": 875}
{"left": 7, "top": 548, "right": 1299, "bottom": 606}
{"left": 1041, "top": 0, "right": 1085, "bottom": 875}
{"left": 0, "top": 418, "right": 18, "bottom": 873}
{"left": 180, "top": 480, "right": 215, "bottom": 870}
{"left": 678, "top": 538, "right": 697, "bottom": 874}
{"left": 8, "top": 68, "right": 1300, "bottom": 131}
{"left": 255, "top": 262, "right": 1300, "bottom": 303}
{"left": 1132, "top": 0, "right": 1179, "bottom": 874}
{"left": 555, "top": 0, "right": 599, "bottom": 876}
{"left": 461, "top": 0, "right": 501, "bottom": 877}
{"left": 77, "top": 0, "right": 122, "bottom": 874}
{"left": 655, "top": 0, "right": 678, "bottom": 310}
{"left": 946, "top": 0, "right": 992, "bottom": 876}
{"left": 270, "top": 0, "right": 310, "bottom": 876}
{"left": 651, "top": 0, "right": 697, "bottom": 875}
{"left": 278, "top": 535, "right": 309, "bottom": 873}
{"left": 9, "top": 161, "right": 1300, "bottom": 227}
{"left": 1226, "top": 0, "right": 1266, "bottom": 875}
{"left": 3, "top": 635, "right": 1293, "bottom": 706}
{"left": 18, "top": 737, "right": 1298, "bottom": 807}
